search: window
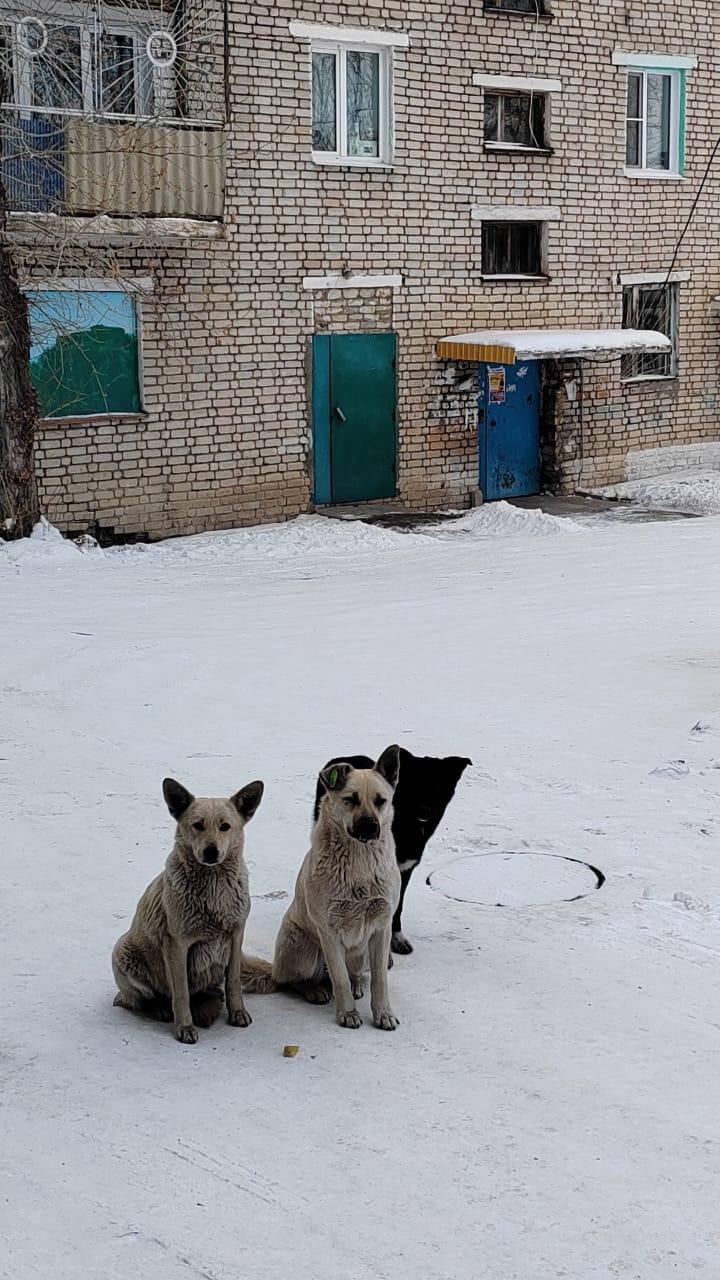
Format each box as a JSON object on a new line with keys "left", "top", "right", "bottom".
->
{"left": 27, "top": 289, "right": 142, "bottom": 418}
{"left": 624, "top": 69, "right": 681, "bottom": 174}
{"left": 484, "top": 92, "right": 546, "bottom": 149}
{"left": 622, "top": 282, "right": 678, "bottom": 380}
{"left": 484, "top": 0, "right": 548, "bottom": 14}
{"left": 2, "top": 14, "right": 159, "bottom": 119}
{"left": 481, "top": 221, "right": 544, "bottom": 277}
{"left": 311, "top": 42, "right": 390, "bottom": 164}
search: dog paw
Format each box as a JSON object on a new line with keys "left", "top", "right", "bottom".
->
{"left": 228, "top": 1007, "right": 252, "bottom": 1028}
{"left": 373, "top": 1009, "right": 400, "bottom": 1031}
{"left": 351, "top": 980, "right": 364, "bottom": 1000}
{"left": 337, "top": 1009, "right": 363, "bottom": 1029}
{"left": 175, "top": 1024, "right": 198, "bottom": 1045}
{"left": 391, "top": 932, "right": 414, "bottom": 955}
{"left": 304, "top": 985, "right": 332, "bottom": 1005}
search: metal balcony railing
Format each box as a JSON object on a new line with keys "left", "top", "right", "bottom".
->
{"left": 0, "top": 0, "right": 226, "bottom": 219}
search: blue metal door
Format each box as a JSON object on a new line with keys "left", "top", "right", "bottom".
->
{"left": 478, "top": 361, "right": 541, "bottom": 500}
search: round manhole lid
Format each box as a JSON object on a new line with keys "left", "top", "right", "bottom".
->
{"left": 427, "top": 852, "right": 604, "bottom": 907}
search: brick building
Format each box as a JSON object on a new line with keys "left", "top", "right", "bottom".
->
{"left": 5, "top": 0, "right": 720, "bottom": 538}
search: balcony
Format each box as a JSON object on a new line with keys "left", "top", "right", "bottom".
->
{"left": 0, "top": 2, "right": 226, "bottom": 226}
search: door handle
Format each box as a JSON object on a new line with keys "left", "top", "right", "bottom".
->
{"left": 334, "top": 405, "right": 347, "bottom": 422}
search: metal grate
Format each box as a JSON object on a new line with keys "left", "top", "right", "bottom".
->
{"left": 0, "top": 0, "right": 226, "bottom": 217}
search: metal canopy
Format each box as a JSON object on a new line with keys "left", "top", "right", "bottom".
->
{"left": 436, "top": 328, "right": 672, "bottom": 364}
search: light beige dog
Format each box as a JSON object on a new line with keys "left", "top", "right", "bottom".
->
{"left": 112, "top": 776, "right": 264, "bottom": 1044}
{"left": 243, "top": 746, "right": 402, "bottom": 1030}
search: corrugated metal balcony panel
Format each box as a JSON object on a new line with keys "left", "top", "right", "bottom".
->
{"left": 64, "top": 120, "right": 225, "bottom": 219}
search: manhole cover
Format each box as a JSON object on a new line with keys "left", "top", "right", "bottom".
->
{"left": 427, "top": 852, "right": 604, "bottom": 907}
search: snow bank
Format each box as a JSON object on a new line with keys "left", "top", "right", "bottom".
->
{"left": 0, "top": 519, "right": 102, "bottom": 569}
{"left": 110, "top": 514, "right": 420, "bottom": 565}
{"left": 429, "top": 500, "right": 583, "bottom": 539}
{"left": 594, "top": 470, "right": 720, "bottom": 516}
{"left": 3, "top": 505, "right": 582, "bottom": 574}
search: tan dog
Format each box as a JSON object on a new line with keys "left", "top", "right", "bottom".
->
{"left": 243, "top": 746, "right": 401, "bottom": 1030}
{"left": 112, "top": 776, "right": 264, "bottom": 1044}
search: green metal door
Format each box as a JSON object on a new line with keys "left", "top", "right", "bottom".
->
{"left": 313, "top": 332, "right": 397, "bottom": 504}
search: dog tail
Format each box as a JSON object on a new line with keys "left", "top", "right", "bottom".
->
{"left": 241, "top": 953, "right": 277, "bottom": 994}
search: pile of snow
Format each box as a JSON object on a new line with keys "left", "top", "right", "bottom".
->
{"left": 110, "top": 513, "right": 421, "bottom": 564}
{"left": 0, "top": 518, "right": 102, "bottom": 569}
{"left": 2, "top": 505, "right": 581, "bottom": 574}
{"left": 428, "top": 500, "right": 583, "bottom": 540}
{"left": 594, "top": 469, "right": 720, "bottom": 516}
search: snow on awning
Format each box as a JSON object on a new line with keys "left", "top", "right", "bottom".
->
{"left": 436, "top": 328, "right": 672, "bottom": 364}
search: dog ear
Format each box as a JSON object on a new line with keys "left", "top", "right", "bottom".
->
{"left": 375, "top": 744, "right": 401, "bottom": 790}
{"left": 163, "top": 778, "right": 194, "bottom": 820}
{"left": 231, "top": 780, "right": 264, "bottom": 823}
{"left": 319, "top": 761, "right": 353, "bottom": 793}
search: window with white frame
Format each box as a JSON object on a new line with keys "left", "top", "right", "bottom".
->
{"left": 625, "top": 69, "right": 681, "bottom": 174}
{"left": 311, "top": 42, "right": 391, "bottom": 164}
{"left": 0, "top": 12, "right": 163, "bottom": 120}
{"left": 484, "top": 91, "right": 547, "bottom": 149}
{"left": 622, "top": 282, "right": 678, "bottom": 380}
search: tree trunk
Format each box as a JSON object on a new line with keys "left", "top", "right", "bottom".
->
{"left": 0, "top": 212, "right": 39, "bottom": 539}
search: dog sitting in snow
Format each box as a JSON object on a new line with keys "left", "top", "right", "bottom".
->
{"left": 112, "top": 776, "right": 264, "bottom": 1044}
{"left": 243, "top": 746, "right": 402, "bottom": 1030}
{"left": 313, "top": 748, "right": 471, "bottom": 955}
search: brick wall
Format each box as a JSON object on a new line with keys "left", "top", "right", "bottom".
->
{"left": 28, "top": 0, "right": 720, "bottom": 537}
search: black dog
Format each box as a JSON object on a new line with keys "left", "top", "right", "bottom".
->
{"left": 314, "top": 748, "right": 471, "bottom": 955}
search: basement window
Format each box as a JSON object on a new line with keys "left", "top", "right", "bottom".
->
{"left": 481, "top": 221, "right": 544, "bottom": 277}
{"left": 483, "top": 0, "right": 549, "bottom": 14}
{"left": 621, "top": 282, "right": 678, "bottom": 380}
{"left": 484, "top": 91, "right": 547, "bottom": 150}
{"left": 27, "top": 288, "right": 142, "bottom": 419}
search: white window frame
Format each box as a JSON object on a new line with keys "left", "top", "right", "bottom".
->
{"left": 621, "top": 280, "right": 679, "bottom": 383}
{"left": 4, "top": 6, "right": 159, "bottom": 121}
{"left": 310, "top": 40, "right": 393, "bottom": 168}
{"left": 623, "top": 67, "right": 681, "bottom": 178}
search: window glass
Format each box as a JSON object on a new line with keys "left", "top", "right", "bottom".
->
{"left": 101, "top": 32, "right": 136, "bottom": 116}
{"left": 312, "top": 50, "right": 337, "bottom": 152}
{"left": 485, "top": 93, "right": 545, "bottom": 148}
{"left": 30, "top": 24, "right": 83, "bottom": 112}
{"left": 482, "top": 222, "right": 543, "bottom": 275}
{"left": 28, "top": 290, "right": 141, "bottom": 417}
{"left": 346, "top": 50, "right": 379, "bottom": 158}
{"left": 645, "top": 73, "right": 671, "bottom": 170}
{"left": 622, "top": 283, "right": 676, "bottom": 378}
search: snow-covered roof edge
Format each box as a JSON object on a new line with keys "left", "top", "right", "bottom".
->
{"left": 437, "top": 328, "right": 672, "bottom": 363}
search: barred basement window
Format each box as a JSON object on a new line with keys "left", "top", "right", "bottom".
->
{"left": 621, "top": 282, "right": 678, "bottom": 380}
{"left": 481, "top": 221, "right": 544, "bottom": 277}
{"left": 27, "top": 289, "right": 142, "bottom": 419}
{"left": 484, "top": 91, "right": 546, "bottom": 149}
{"left": 483, "top": 0, "right": 548, "bottom": 14}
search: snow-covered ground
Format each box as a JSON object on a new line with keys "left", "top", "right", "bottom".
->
{"left": 592, "top": 467, "right": 720, "bottom": 516}
{"left": 3, "top": 504, "right": 720, "bottom": 1279}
